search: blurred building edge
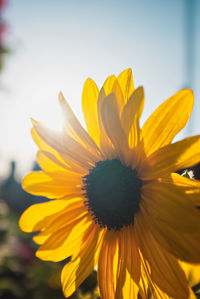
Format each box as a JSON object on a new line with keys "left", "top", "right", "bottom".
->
{"left": 0, "top": 160, "right": 50, "bottom": 214}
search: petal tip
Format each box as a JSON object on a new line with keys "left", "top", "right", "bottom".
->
{"left": 58, "top": 91, "right": 65, "bottom": 102}
{"left": 181, "top": 88, "right": 194, "bottom": 100}
{"left": 137, "top": 85, "right": 144, "bottom": 94}
{"left": 31, "top": 118, "right": 37, "bottom": 126}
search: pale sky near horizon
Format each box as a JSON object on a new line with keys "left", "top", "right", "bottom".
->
{"left": 0, "top": 0, "right": 200, "bottom": 178}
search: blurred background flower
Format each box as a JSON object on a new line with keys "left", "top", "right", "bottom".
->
{"left": 0, "top": 0, "right": 9, "bottom": 72}
{"left": 0, "top": 0, "right": 200, "bottom": 298}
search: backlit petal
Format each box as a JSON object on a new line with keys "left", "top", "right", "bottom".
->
{"left": 101, "top": 93, "right": 129, "bottom": 162}
{"left": 32, "top": 120, "right": 98, "bottom": 170}
{"left": 97, "top": 76, "right": 115, "bottom": 157}
{"left": 141, "top": 135, "right": 200, "bottom": 179}
{"left": 98, "top": 230, "right": 118, "bottom": 299}
{"left": 61, "top": 225, "right": 104, "bottom": 297}
{"left": 117, "top": 68, "right": 134, "bottom": 103}
{"left": 22, "top": 171, "right": 81, "bottom": 198}
{"left": 141, "top": 203, "right": 200, "bottom": 263}
{"left": 36, "top": 216, "right": 93, "bottom": 262}
{"left": 37, "top": 150, "right": 74, "bottom": 173}
{"left": 121, "top": 86, "right": 144, "bottom": 166}
{"left": 141, "top": 179, "right": 200, "bottom": 233}
{"left": 135, "top": 213, "right": 189, "bottom": 298}
{"left": 101, "top": 74, "right": 116, "bottom": 95}
{"left": 59, "top": 92, "right": 101, "bottom": 155}
{"left": 156, "top": 173, "right": 200, "bottom": 206}
{"left": 115, "top": 228, "right": 140, "bottom": 299}
{"left": 141, "top": 89, "right": 194, "bottom": 156}
{"left": 181, "top": 262, "right": 200, "bottom": 287}
{"left": 82, "top": 78, "right": 100, "bottom": 146}
{"left": 19, "top": 198, "right": 82, "bottom": 232}
{"left": 111, "top": 78, "right": 125, "bottom": 111}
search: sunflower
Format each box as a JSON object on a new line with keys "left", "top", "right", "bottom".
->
{"left": 19, "top": 68, "right": 200, "bottom": 299}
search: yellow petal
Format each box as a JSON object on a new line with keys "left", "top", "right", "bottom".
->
{"left": 119, "top": 270, "right": 139, "bottom": 299}
{"left": 101, "top": 74, "right": 116, "bottom": 95}
{"left": 98, "top": 230, "right": 118, "bottom": 299}
{"left": 141, "top": 89, "right": 194, "bottom": 157}
{"left": 33, "top": 204, "right": 85, "bottom": 245}
{"left": 61, "top": 225, "right": 104, "bottom": 297}
{"left": 22, "top": 171, "right": 81, "bottom": 198}
{"left": 33, "top": 121, "right": 98, "bottom": 170}
{"left": 135, "top": 213, "right": 189, "bottom": 298}
{"left": 37, "top": 150, "right": 74, "bottom": 173}
{"left": 19, "top": 198, "right": 81, "bottom": 232}
{"left": 97, "top": 76, "right": 116, "bottom": 157}
{"left": 119, "top": 226, "right": 141, "bottom": 286}
{"left": 82, "top": 78, "right": 100, "bottom": 146}
{"left": 115, "top": 228, "right": 140, "bottom": 299}
{"left": 33, "top": 200, "right": 85, "bottom": 245}
{"left": 189, "top": 288, "right": 198, "bottom": 299}
{"left": 141, "top": 135, "right": 200, "bottom": 179}
{"left": 141, "top": 203, "right": 200, "bottom": 263}
{"left": 181, "top": 262, "right": 200, "bottom": 287}
{"left": 111, "top": 79, "right": 125, "bottom": 111}
{"left": 141, "top": 179, "right": 200, "bottom": 233}
{"left": 35, "top": 204, "right": 86, "bottom": 238}
{"left": 121, "top": 86, "right": 144, "bottom": 154}
{"left": 117, "top": 68, "right": 134, "bottom": 103}
{"left": 156, "top": 173, "right": 200, "bottom": 207}
{"left": 36, "top": 216, "right": 93, "bottom": 262}
{"left": 100, "top": 93, "right": 129, "bottom": 162}
{"left": 31, "top": 125, "right": 66, "bottom": 166}
{"left": 32, "top": 123, "right": 82, "bottom": 175}
{"left": 59, "top": 92, "right": 101, "bottom": 155}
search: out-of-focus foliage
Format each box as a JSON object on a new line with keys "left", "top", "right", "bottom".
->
{"left": 0, "top": 161, "right": 99, "bottom": 299}
{"left": 0, "top": 0, "right": 9, "bottom": 72}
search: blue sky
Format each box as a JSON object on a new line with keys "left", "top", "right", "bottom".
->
{"left": 0, "top": 0, "right": 200, "bottom": 177}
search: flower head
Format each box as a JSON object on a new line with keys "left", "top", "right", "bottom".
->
{"left": 20, "top": 68, "right": 200, "bottom": 298}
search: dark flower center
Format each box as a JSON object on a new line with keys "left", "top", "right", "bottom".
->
{"left": 82, "top": 159, "right": 142, "bottom": 231}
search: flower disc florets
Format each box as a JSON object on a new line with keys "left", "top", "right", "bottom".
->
{"left": 83, "top": 159, "right": 142, "bottom": 230}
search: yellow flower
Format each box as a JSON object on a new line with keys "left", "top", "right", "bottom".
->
{"left": 19, "top": 68, "right": 200, "bottom": 299}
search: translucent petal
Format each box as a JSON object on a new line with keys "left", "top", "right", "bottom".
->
{"left": 141, "top": 89, "right": 194, "bottom": 157}
{"left": 111, "top": 79, "right": 125, "bottom": 111}
{"left": 61, "top": 225, "right": 104, "bottom": 297}
{"left": 32, "top": 120, "right": 98, "bottom": 170}
{"left": 121, "top": 86, "right": 144, "bottom": 156}
{"left": 141, "top": 135, "right": 200, "bottom": 179}
{"left": 19, "top": 198, "right": 82, "bottom": 232}
{"left": 115, "top": 228, "right": 140, "bottom": 299}
{"left": 97, "top": 76, "right": 116, "bottom": 157}
{"left": 22, "top": 171, "right": 81, "bottom": 198}
{"left": 141, "top": 179, "right": 200, "bottom": 233}
{"left": 100, "top": 93, "right": 129, "bottom": 162}
{"left": 59, "top": 92, "right": 101, "bottom": 154}
{"left": 135, "top": 213, "right": 189, "bottom": 298}
{"left": 98, "top": 230, "right": 118, "bottom": 299}
{"left": 141, "top": 203, "right": 200, "bottom": 263}
{"left": 101, "top": 74, "right": 116, "bottom": 95}
{"left": 36, "top": 216, "right": 93, "bottom": 262}
{"left": 117, "top": 68, "right": 134, "bottom": 103}
{"left": 181, "top": 262, "right": 200, "bottom": 287}
{"left": 82, "top": 78, "right": 100, "bottom": 146}
{"left": 37, "top": 150, "right": 74, "bottom": 173}
{"left": 155, "top": 173, "right": 200, "bottom": 206}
